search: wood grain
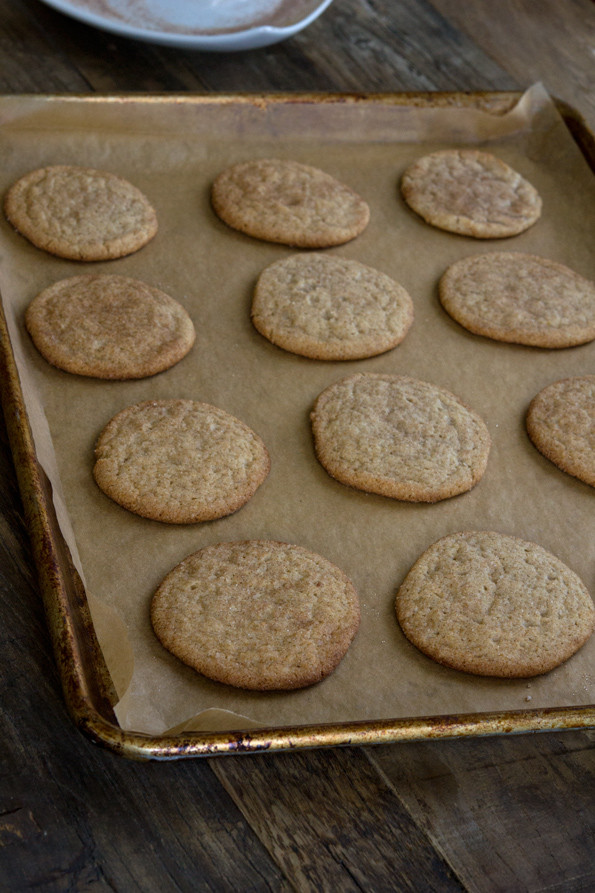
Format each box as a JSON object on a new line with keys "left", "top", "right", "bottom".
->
{"left": 430, "top": 0, "right": 595, "bottom": 131}
{"left": 369, "top": 733, "right": 595, "bottom": 893}
{"left": 210, "top": 747, "right": 464, "bottom": 891}
{"left": 0, "top": 0, "right": 90, "bottom": 92}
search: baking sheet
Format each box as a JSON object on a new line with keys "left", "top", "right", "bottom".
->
{"left": 0, "top": 85, "right": 593, "bottom": 739}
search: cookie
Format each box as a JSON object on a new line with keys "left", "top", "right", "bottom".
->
{"left": 93, "top": 400, "right": 270, "bottom": 523}
{"left": 25, "top": 274, "right": 195, "bottom": 379}
{"left": 400, "top": 149, "right": 542, "bottom": 238}
{"left": 211, "top": 158, "right": 370, "bottom": 248}
{"left": 251, "top": 253, "right": 414, "bottom": 360}
{"left": 311, "top": 373, "right": 490, "bottom": 502}
{"left": 526, "top": 376, "right": 595, "bottom": 487}
{"left": 4, "top": 165, "right": 158, "bottom": 260}
{"left": 395, "top": 531, "right": 595, "bottom": 677}
{"left": 439, "top": 252, "right": 595, "bottom": 348}
{"left": 151, "top": 540, "right": 360, "bottom": 690}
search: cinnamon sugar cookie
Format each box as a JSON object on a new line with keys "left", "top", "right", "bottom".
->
{"left": 439, "top": 253, "right": 595, "bottom": 347}
{"left": 25, "top": 274, "right": 195, "bottom": 379}
{"left": 526, "top": 376, "right": 595, "bottom": 487}
{"left": 211, "top": 158, "right": 370, "bottom": 247}
{"left": 93, "top": 400, "right": 270, "bottom": 523}
{"left": 396, "top": 531, "right": 595, "bottom": 677}
{"left": 252, "top": 253, "right": 414, "bottom": 360}
{"left": 151, "top": 540, "right": 360, "bottom": 690}
{"left": 4, "top": 165, "right": 158, "bottom": 260}
{"left": 401, "top": 149, "right": 542, "bottom": 238}
{"left": 311, "top": 373, "right": 490, "bottom": 502}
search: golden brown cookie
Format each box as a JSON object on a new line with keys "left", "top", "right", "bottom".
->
{"left": 251, "top": 253, "right": 414, "bottom": 360}
{"left": 4, "top": 165, "right": 158, "bottom": 260}
{"left": 400, "top": 149, "right": 542, "bottom": 238}
{"left": 25, "top": 274, "right": 195, "bottom": 379}
{"left": 311, "top": 373, "right": 490, "bottom": 502}
{"left": 151, "top": 540, "right": 360, "bottom": 690}
{"left": 439, "top": 252, "right": 595, "bottom": 347}
{"left": 211, "top": 158, "right": 370, "bottom": 247}
{"left": 526, "top": 376, "right": 595, "bottom": 487}
{"left": 396, "top": 531, "right": 595, "bottom": 677}
{"left": 93, "top": 400, "right": 270, "bottom": 523}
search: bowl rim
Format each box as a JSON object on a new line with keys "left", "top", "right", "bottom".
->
{"left": 38, "top": 0, "right": 335, "bottom": 51}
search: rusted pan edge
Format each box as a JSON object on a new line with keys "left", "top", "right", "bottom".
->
{"left": 0, "top": 91, "right": 593, "bottom": 760}
{"left": 43, "top": 89, "right": 522, "bottom": 111}
{"left": 36, "top": 87, "right": 595, "bottom": 151}
{"left": 0, "top": 298, "right": 120, "bottom": 722}
{"left": 87, "top": 705, "right": 595, "bottom": 761}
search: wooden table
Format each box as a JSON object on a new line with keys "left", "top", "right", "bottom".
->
{"left": 1, "top": 2, "right": 594, "bottom": 890}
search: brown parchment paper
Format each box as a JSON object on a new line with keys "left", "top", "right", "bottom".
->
{"left": 0, "top": 85, "right": 593, "bottom": 736}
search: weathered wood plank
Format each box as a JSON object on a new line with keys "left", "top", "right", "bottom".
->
{"left": 0, "top": 0, "right": 91, "bottom": 92}
{"left": 210, "top": 747, "right": 465, "bottom": 891}
{"left": 281, "top": 0, "right": 518, "bottom": 93}
{"left": 369, "top": 732, "right": 595, "bottom": 893}
{"left": 429, "top": 0, "right": 595, "bottom": 131}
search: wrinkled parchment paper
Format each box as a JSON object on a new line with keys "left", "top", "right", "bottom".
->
{"left": 0, "top": 85, "right": 593, "bottom": 735}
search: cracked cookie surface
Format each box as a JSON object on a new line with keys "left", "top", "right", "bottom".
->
{"left": 439, "top": 252, "right": 595, "bottom": 347}
{"left": 526, "top": 376, "right": 595, "bottom": 487}
{"left": 396, "top": 531, "right": 595, "bottom": 677}
{"left": 252, "top": 253, "right": 414, "bottom": 360}
{"left": 26, "top": 274, "right": 195, "bottom": 379}
{"left": 400, "top": 149, "right": 541, "bottom": 238}
{"left": 151, "top": 540, "right": 360, "bottom": 690}
{"left": 93, "top": 399, "right": 270, "bottom": 523}
{"left": 311, "top": 373, "right": 490, "bottom": 502}
{"left": 4, "top": 165, "right": 158, "bottom": 260}
{"left": 211, "top": 158, "right": 370, "bottom": 247}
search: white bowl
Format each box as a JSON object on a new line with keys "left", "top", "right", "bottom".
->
{"left": 39, "top": 0, "right": 335, "bottom": 51}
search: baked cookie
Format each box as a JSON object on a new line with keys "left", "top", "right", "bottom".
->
{"left": 439, "top": 252, "right": 595, "bottom": 348}
{"left": 311, "top": 373, "right": 490, "bottom": 502}
{"left": 4, "top": 165, "right": 158, "bottom": 260}
{"left": 526, "top": 376, "right": 595, "bottom": 487}
{"left": 400, "top": 149, "right": 542, "bottom": 238}
{"left": 395, "top": 531, "right": 595, "bottom": 677}
{"left": 151, "top": 540, "right": 360, "bottom": 690}
{"left": 252, "top": 253, "right": 414, "bottom": 360}
{"left": 211, "top": 158, "right": 370, "bottom": 247}
{"left": 93, "top": 400, "right": 270, "bottom": 523}
{"left": 25, "top": 274, "right": 195, "bottom": 379}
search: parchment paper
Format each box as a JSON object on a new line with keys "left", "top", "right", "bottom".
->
{"left": 0, "top": 85, "right": 593, "bottom": 735}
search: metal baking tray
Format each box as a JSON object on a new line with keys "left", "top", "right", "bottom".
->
{"left": 0, "top": 91, "right": 593, "bottom": 759}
